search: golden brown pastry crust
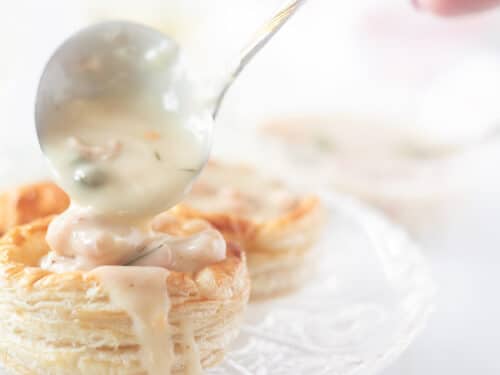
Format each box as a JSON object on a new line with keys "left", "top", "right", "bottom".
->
{"left": 171, "top": 161, "right": 326, "bottom": 299}
{"left": 0, "top": 182, "right": 69, "bottom": 235}
{"left": 0, "top": 216, "right": 250, "bottom": 374}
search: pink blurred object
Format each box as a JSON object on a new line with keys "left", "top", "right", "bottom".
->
{"left": 413, "top": 0, "right": 500, "bottom": 16}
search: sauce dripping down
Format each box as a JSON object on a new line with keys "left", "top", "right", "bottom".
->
{"left": 91, "top": 266, "right": 173, "bottom": 375}
{"left": 42, "top": 208, "right": 222, "bottom": 375}
{"left": 181, "top": 321, "right": 203, "bottom": 375}
{"left": 40, "top": 24, "right": 219, "bottom": 375}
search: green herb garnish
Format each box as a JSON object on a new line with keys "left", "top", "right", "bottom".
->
{"left": 179, "top": 168, "right": 198, "bottom": 173}
{"left": 314, "top": 135, "right": 335, "bottom": 152}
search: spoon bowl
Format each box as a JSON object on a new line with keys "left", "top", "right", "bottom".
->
{"left": 35, "top": 21, "right": 202, "bottom": 148}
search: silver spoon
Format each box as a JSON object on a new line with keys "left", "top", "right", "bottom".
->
{"left": 35, "top": 0, "right": 307, "bottom": 146}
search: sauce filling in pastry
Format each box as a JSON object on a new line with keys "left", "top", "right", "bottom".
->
{"left": 42, "top": 207, "right": 226, "bottom": 273}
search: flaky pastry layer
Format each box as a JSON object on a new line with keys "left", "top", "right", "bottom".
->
{"left": 0, "top": 217, "right": 250, "bottom": 374}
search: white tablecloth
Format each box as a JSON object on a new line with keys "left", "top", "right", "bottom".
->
{"left": 384, "top": 143, "right": 500, "bottom": 374}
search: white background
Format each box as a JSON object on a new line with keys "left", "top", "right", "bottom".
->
{"left": 1, "top": 1, "right": 500, "bottom": 373}
{"left": 384, "top": 152, "right": 500, "bottom": 374}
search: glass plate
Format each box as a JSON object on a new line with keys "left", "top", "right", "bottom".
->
{"left": 207, "top": 192, "right": 435, "bottom": 375}
{"left": 0, "top": 193, "right": 434, "bottom": 375}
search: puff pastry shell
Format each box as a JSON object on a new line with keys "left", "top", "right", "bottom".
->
{"left": 172, "top": 161, "right": 326, "bottom": 299}
{"left": 0, "top": 216, "right": 250, "bottom": 374}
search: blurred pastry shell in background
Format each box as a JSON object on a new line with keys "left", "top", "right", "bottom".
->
{"left": 0, "top": 181, "right": 69, "bottom": 235}
{"left": 259, "top": 115, "right": 468, "bottom": 236}
{"left": 0, "top": 214, "right": 249, "bottom": 374}
{"left": 171, "top": 160, "right": 326, "bottom": 300}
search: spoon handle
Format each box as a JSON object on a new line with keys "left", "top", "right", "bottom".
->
{"left": 213, "top": 0, "right": 308, "bottom": 118}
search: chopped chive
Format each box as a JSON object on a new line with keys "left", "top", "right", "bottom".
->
{"left": 179, "top": 168, "right": 198, "bottom": 173}
{"left": 154, "top": 151, "right": 161, "bottom": 161}
{"left": 126, "top": 240, "right": 168, "bottom": 265}
{"left": 314, "top": 135, "right": 335, "bottom": 152}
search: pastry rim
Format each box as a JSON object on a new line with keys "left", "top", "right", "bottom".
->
{"left": 0, "top": 215, "right": 249, "bottom": 303}
{"left": 172, "top": 193, "right": 324, "bottom": 255}
{"left": 0, "top": 181, "right": 69, "bottom": 236}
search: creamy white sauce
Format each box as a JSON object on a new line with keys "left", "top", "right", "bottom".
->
{"left": 40, "top": 26, "right": 221, "bottom": 374}
{"left": 42, "top": 206, "right": 226, "bottom": 273}
{"left": 42, "top": 95, "right": 210, "bottom": 217}
{"left": 91, "top": 266, "right": 173, "bottom": 375}
{"left": 43, "top": 205, "right": 146, "bottom": 271}
{"left": 130, "top": 230, "right": 226, "bottom": 272}
{"left": 181, "top": 321, "right": 202, "bottom": 375}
